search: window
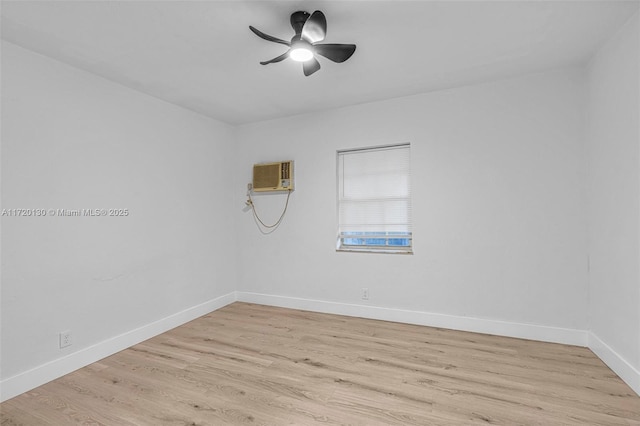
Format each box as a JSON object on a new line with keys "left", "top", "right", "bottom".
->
{"left": 337, "top": 144, "right": 412, "bottom": 253}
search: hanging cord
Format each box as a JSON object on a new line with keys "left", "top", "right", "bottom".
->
{"left": 246, "top": 189, "right": 292, "bottom": 229}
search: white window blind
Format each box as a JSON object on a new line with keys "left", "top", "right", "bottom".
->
{"left": 337, "top": 144, "right": 412, "bottom": 253}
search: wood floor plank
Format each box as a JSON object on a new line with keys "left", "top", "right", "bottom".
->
{"left": 2, "top": 302, "right": 639, "bottom": 425}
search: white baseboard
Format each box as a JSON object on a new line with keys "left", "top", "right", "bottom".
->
{"left": 0, "top": 292, "right": 237, "bottom": 403}
{"left": 588, "top": 332, "right": 640, "bottom": 396}
{"left": 236, "top": 292, "right": 588, "bottom": 347}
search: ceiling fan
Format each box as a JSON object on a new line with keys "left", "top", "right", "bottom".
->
{"left": 249, "top": 10, "right": 356, "bottom": 76}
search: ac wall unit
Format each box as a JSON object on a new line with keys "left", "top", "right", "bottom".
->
{"left": 252, "top": 161, "right": 294, "bottom": 192}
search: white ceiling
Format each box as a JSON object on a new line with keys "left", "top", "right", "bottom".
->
{"left": 1, "top": 1, "right": 638, "bottom": 125}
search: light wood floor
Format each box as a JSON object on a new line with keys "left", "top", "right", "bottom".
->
{"left": 2, "top": 302, "right": 639, "bottom": 425}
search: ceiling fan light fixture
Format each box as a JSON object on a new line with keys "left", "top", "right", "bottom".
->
{"left": 250, "top": 10, "right": 356, "bottom": 75}
{"left": 290, "top": 47, "right": 313, "bottom": 62}
{"left": 289, "top": 39, "right": 313, "bottom": 62}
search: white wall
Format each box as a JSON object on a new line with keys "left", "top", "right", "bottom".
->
{"left": 235, "top": 68, "right": 588, "bottom": 342}
{"left": 0, "top": 42, "right": 237, "bottom": 399}
{"left": 586, "top": 12, "right": 640, "bottom": 395}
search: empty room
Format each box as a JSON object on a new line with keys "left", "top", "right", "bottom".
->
{"left": 1, "top": 0, "right": 639, "bottom": 424}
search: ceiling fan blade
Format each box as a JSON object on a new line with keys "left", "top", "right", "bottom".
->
{"left": 260, "top": 51, "right": 290, "bottom": 65}
{"left": 314, "top": 43, "right": 356, "bottom": 63}
{"left": 249, "top": 26, "right": 290, "bottom": 46}
{"left": 301, "top": 10, "right": 326, "bottom": 43}
{"left": 303, "top": 57, "right": 321, "bottom": 76}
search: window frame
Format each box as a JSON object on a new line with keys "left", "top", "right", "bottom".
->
{"left": 336, "top": 143, "right": 413, "bottom": 255}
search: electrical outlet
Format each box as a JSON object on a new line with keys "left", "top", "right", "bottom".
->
{"left": 59, "top": 330, "right": 72, "bottom": 348}
{"left": 361, "top": 288, "right": 369, "bottom": 300}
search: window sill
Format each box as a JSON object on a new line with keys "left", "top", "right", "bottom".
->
{"left": 336, "top": 247, "right": 413, "bottom": 255}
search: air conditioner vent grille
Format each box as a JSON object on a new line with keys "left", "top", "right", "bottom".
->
{"left": 281, "top": 162, "right": 290, "bottom": 179}
{"left": 254, "top": 164, "right": 279, "bottom": 189}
